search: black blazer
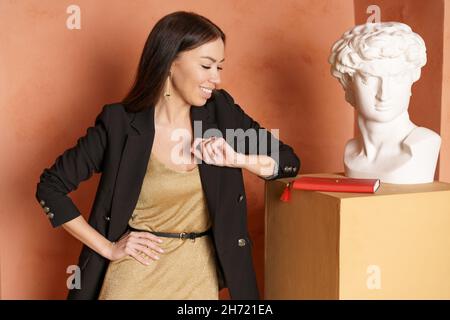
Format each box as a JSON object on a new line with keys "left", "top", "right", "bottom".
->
{"left": 35, "top": 89, "right": 300, "bottom": 300}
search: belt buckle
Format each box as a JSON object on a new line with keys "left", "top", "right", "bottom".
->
{"left": 179, "top": 232, "right": 196, "bottom": 242}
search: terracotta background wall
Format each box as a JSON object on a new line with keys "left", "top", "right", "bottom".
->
{"left": 441, "top": 0, "right": 450, "bottom": 182}
{"left": 0, "top": 0, "right": 447, "bottom": 299}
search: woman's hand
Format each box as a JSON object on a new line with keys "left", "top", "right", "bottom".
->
{"left": 190, "top": 136, "right": 240, "bottom": 168}
{"left": 107, "top": 231, "right": 165, "bottom": 266}
{"left": 190, "top": 136, "right": 277, "bottom": 177}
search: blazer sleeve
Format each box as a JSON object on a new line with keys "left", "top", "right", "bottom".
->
{"left": 35, "top": 105, "right": 110, "bottom": 228}
{"left": 218, "top": 89, "right": 301, "bottom": 181}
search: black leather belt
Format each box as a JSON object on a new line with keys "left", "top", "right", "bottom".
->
{"left": 128, "top": 226, "right": 211, "bottom": 241}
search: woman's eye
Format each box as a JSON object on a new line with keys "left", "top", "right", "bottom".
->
{"left": 201, "top": 65, "right": 223, "bottom": 71}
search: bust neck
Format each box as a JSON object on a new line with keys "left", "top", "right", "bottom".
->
{"left": 357, "top": 111, "right": 417, "bottom": 161}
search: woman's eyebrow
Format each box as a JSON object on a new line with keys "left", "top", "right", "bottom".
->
{"left": 200, "top": 56, "right": 225, "bottom": 63}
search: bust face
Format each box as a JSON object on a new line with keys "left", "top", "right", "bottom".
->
{"left": 352, "top": 57, "right": 415, "bottom": 123}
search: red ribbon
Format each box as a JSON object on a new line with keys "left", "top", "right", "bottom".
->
{"left": 280, "top": 183, "right": 292, "bottom": 202}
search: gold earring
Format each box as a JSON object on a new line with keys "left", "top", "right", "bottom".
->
{"left": 164, "top": 72, "right": 171, "bottom": 97}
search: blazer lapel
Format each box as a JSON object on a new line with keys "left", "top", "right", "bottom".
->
{"left": 191, "top": 106, "right": 221, "bottom": 229}
{"left": 109, "top": 106, "right": 155, "bottom": 241}
{"left": 109, "top": 104, "right": 221, "bottom": 241}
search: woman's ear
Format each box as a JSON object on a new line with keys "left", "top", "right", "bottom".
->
{"left": 168, "top": 59, "right": 178, "bottom": 74}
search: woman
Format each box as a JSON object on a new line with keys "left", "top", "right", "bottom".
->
{"left": 35, "top": 11, "right": 300, "bottom": 300}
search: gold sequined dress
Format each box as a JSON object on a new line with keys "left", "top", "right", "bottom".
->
{"left": 98, "top": 153, "right": 219, "bottom": 300}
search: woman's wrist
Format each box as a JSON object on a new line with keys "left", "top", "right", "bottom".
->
{"left": 100, "top": 238, "right": 115, "bottom": 260}
{"left": 230, "top": 152, "right": 247, "bottom": 169}
{"left": 230, "top": 153, "right": 277, "bottom": 178}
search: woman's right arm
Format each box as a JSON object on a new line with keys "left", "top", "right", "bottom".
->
{"left": 62, "top": 215, "right": 164, "bottom": 264}
{"left": 35, "top": 105, "right": 111, "bottom": 228}
{"left": 35, "top": 105, "right": 163, "bottom": 264}
{"left": 62, "top": 215, "right": 114, "bottom": 259}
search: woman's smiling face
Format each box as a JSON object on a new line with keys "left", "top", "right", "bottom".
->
{"left": 170, "top": 38, "right": 225, "bottom": 106}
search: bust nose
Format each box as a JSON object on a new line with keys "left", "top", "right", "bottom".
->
{"left": 376, "top": 77, "right": 391, "bottom": 102}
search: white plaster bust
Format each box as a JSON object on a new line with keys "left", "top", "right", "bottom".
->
{"left": 328, "top": 22, "right": 441, "bottom": 184}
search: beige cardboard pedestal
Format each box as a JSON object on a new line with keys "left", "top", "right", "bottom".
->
{"left": 265, "top": 173, "right": 450, "bottom": 299}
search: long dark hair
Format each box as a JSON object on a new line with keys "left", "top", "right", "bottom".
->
{"left": 121, "top": 11, "right": 226, "bottom": 113}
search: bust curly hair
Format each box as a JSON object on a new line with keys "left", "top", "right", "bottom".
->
{"left": 328, "top": 22, "right": 426, "bottom": 106}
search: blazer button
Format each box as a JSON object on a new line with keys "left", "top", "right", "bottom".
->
{"left": 47, "top": 212, "right": 54, "bottom": 219}
{"left": 237, "top": 194, "right": 244, "bottom": 202}
{"left": 39, "top": 200, "right": 46, "bottom": 207}
{"left": 43, "top": 207, "right": 50, "bottom": 213}
{"left": 283, "top": 166, "right": 292, "bottom": 173}
{"left": 238, "top": 238, "right": 246, "bottom": 247}
{"left": 293, "top": 167, "right": 297, "bottom": 172}
{"left": 104, "top": 215, "right": 111, "bottom": 221}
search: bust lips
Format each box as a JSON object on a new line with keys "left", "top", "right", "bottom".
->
{"left": 375, "top": 105, "right": 392, "bottom": 111}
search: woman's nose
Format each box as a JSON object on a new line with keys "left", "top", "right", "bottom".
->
{"left": 210, "top": 70, "right": 221, "bottom": 85}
